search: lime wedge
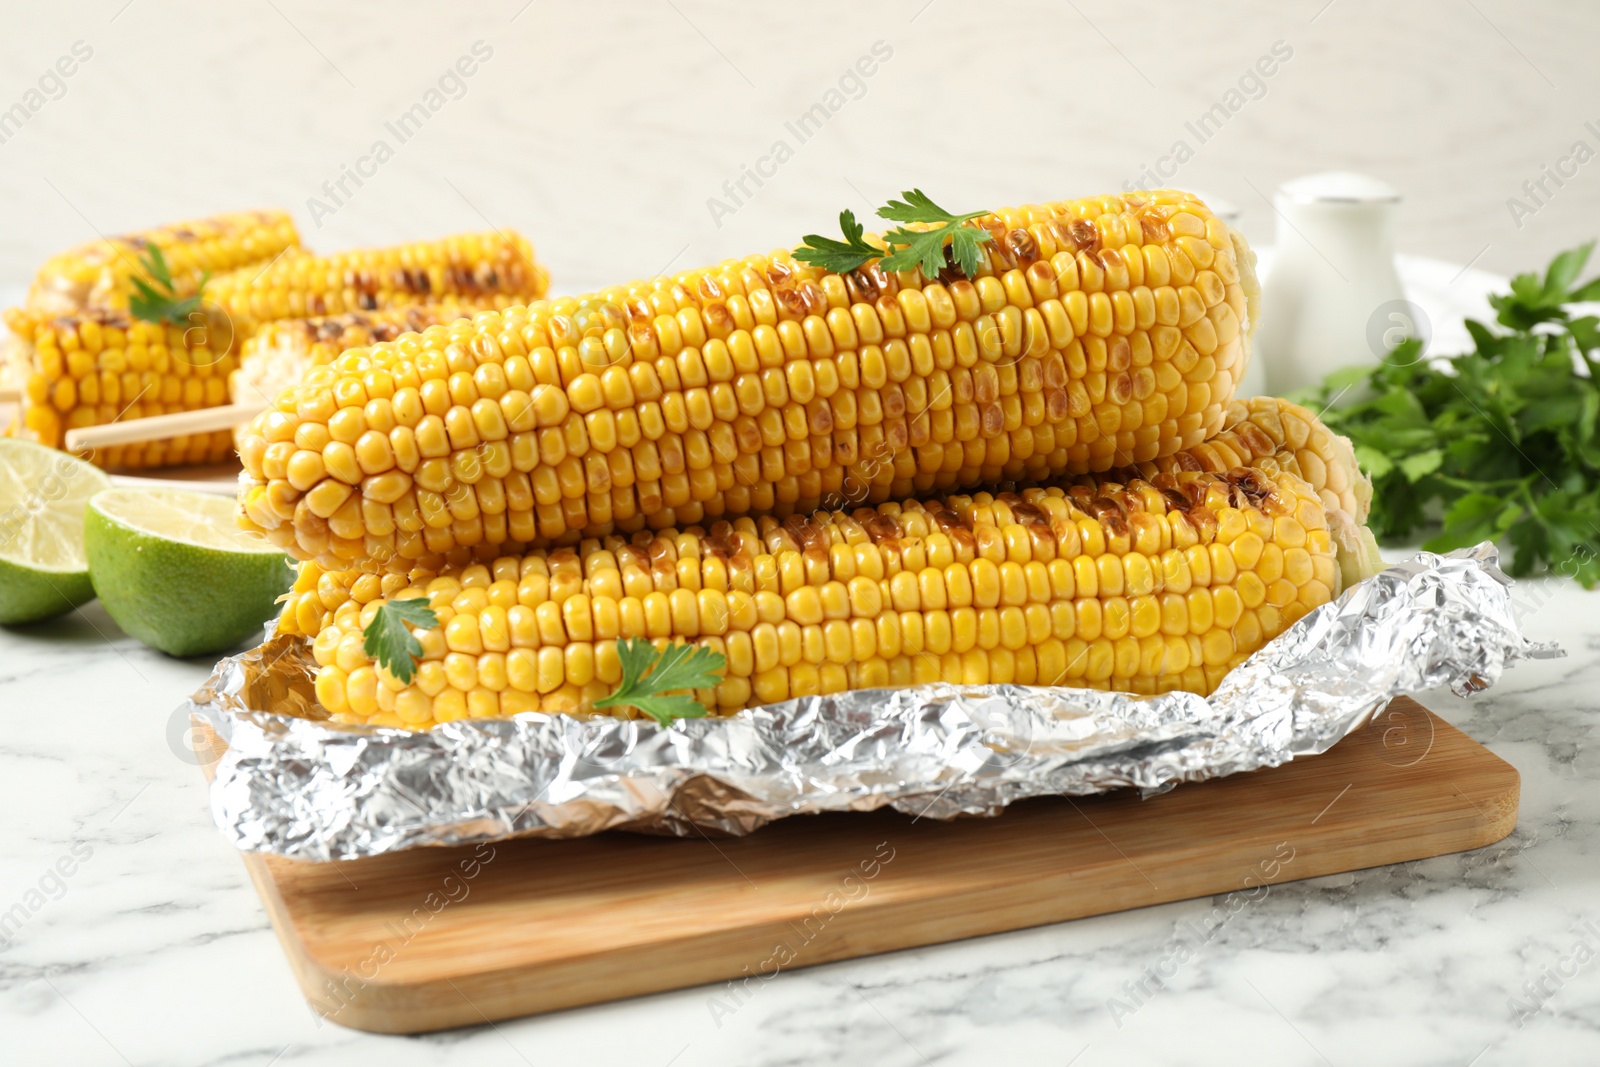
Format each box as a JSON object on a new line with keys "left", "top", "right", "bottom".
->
{"left": 0, "top": 439, "right": 112, "bottom": 625}
{"left": 85, "top": 487, "right": 294, "bottom": 657}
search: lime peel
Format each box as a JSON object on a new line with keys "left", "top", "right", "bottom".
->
{"left": 85, "top": 487, "right": 294, "bottom": 657}
{"left": 0, "top": 439, "right": 110, "bottom": 625}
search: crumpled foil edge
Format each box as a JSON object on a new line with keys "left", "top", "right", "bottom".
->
{"left": 183, "top": 543, "right": 1560, "bottom": 862}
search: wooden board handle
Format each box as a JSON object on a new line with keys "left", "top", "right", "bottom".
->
{"left": 63, "top": 403, "right": 266, "bottom": 452}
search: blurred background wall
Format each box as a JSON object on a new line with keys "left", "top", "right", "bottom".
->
{"left": 0, "top": 0, "right": 1594, "bottom": 289}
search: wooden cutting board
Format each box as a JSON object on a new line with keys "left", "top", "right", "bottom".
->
{"left": 196, "top": 696, "right": 1517, "bottom": 1034}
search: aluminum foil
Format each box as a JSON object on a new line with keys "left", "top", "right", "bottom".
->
{"left": 185, "top": 543, "right": 1560, "bottom": 862}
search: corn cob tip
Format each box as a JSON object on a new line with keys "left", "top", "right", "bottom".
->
{"left": 1104, "top": 393, "right": 1370, "bottom": 527}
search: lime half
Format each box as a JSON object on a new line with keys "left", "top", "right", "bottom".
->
{"left": 85, "top": 487, "right": 294, "bottom": 657}
{"left": 0, "top": 439, "right": 112, "bottom": 625}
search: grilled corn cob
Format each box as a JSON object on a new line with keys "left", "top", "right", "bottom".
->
{"left": 238, "top": 190, "right": 1258, "bottom": 570}
{"left": 292, "top": 466, "right": 1342, "bottom": 729}
{"left": 25, "top": 210, "right": 300, "bottom": 316}
{"left": 206, "top": 231, "right": 549, "bottom": 342}
{"left": 1, "top": 308, "right": 234, "bottom": 469}
{"left": 231, "top": 304, "right": 508, "bottom": 409}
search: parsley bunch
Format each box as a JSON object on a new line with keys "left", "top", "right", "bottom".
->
{"left": 795, "top": 188, "right": 993, "bottom": 279}
{"left": 1299, "top": 241, "right": 1600, "bottom": 587}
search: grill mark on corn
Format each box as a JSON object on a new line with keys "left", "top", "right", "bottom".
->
{"left": 1005, "top": 229, "right": 1039, "bottom": 268}
{"left": 846, "top": 267, "right": 882, "bottom": 303}
{"left": 1158, "top": 486, "right": 1193, "bottom": 513}
{"left": 774, "top": 286, "right": 806, "bottom": 316}
{"left": 1085, "top": 496, "right": 1129, "bottom": 536}
{"left": 862, "top": 512, "right": 901, "bottom": 544}
{"left": 1008, "top": 500, "right": 1049, "bottom": 526}
{"left": 1223, "top": 467, "right": 1280, "bottom": 512}
{"left": 936, "top": 246, "right": 968, "bottom": 286}
{"left": 1234, "top": 421, "right": 1277, "bottom": 458}
{"left": 925, "top": 502, "right": 972, "bottom": 533}
{"left": 1139, "top": 213, "right": 1172, "bottom": 244}
{"left": 1061, "top": 218, "right": 1100, "bottom": 254}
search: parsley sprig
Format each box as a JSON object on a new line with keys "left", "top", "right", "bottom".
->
{"left": 795, "top": 188, "right": 993, "bottom": 279}
{"left": 362, "top": 599, "right": 439, "bottom": 685}
{"left": 877, "top": 189, "right": 994, "bottom": 279}
{"left": 592, "top": 637, "right": 725, "bottom": 726}
{"left": 1299, "top": 241, "right": 1600, "bottom": 587}
{"left": 129, "top": 243, "right": 207, "bottom": 326}
{"left": 796, "top": 209, "right": 882, "bottom": 275}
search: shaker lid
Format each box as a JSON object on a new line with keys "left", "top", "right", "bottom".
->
{"left": 1277, "top": 171, "right": 1401, "bottom": 205}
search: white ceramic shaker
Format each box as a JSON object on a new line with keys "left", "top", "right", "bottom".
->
{"left": 1250, "top": 172, "right": 1408, "bottom": 396}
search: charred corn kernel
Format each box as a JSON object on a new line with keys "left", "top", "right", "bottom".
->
{"left": 3, "top": 308, "right": 237, "bottom": 469}
{"left": 239, "top": 192, "right": 1258, "bottom": 568}
{"left": 24, "top": 210, "right": 300, "bottom": 316}
{"left": 306, "top": 465, "right": 1355, "bottom": 727}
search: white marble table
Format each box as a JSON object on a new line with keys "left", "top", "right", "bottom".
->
{"left": 2, "top": 559, "right": 1594, "bottom": 1067}
{"left": 2, "top": 260, "right": 1598, "bottom": 1067}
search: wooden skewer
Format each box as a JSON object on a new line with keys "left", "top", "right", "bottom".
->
{"left": 63, "top": 403, "right": 267, "bottom": 453}
{"left": 0, "top": 387, "right": 20, "bottom": 404}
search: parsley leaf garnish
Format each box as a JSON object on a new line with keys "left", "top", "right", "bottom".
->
{"left": 1299, "top": 240, "right": 1600, "bottom": 588}
{"left": 876, "top": 188, "right": 994, "bottom": 279}
{"left": 591, "top": 637, "right": 724, "bottom": 726}
{"left": 793, "top": 209, "right": 881, "bottom": 274}
{"left": 361, "top": 599, "right": 439, "bottom": 685}
{"left": 794, "top": 189, "right": 994, "bottom": 280}
{"left": 129, "top": 243, "right": 207, "bottom": 326}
